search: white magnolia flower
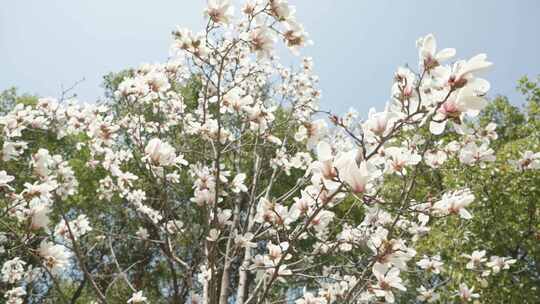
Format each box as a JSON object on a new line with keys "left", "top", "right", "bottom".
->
{"left": 372, "top": 263, "right": 406, "bottom": 303}
{"left": 5, "top": 286, "right": 26, "bottom": 304}
{"left": 433, "top": 189, "right": 475, "bottom": 219}
{"left": 127, "top": 290, "right": 147, "bottom": 303}
{"left": 510, "top": 150, "right": 540, "bottom": 170}
{"left": 136, "top": 227, "right": 149, "bottom": 239}
{"left": 54, "top": 214, "right": 92, "bottom": 240}
{"left": 457, "top": 283, "right": 480, "bottom": 302}
{"left": 485, "top": 256, "right": 516, "bottom": 274}
{"left": 463, "top": 250, "right": 487, "bottom": 270}
{"left": 266, "top": 241, "right": 291, "bottom": 262}
{"left": 459, "top": 142, "right": 495, "bottom": 165}
{"left": 1, "top": 257, "right": 26, "bottom": 284}
{"left": 247, "top": 26, "right": 275, "bottom": 59}
{"left": 31, "top": 148, "right": 54, "bottom": 177}
{"left": 384, "top": 147, "right": 422, "bottom": 175}
{"left": 221, "top": 88, "right": 253, "bottom": 113}
{"left": 416, "top": 255, "right": 443, "bottom": 274}
{"left": 0, "top": 170, "right": 15, "bottom": 189}
{"left": 38, "top": 241, "right": 70, "bottom": 275}
{"left": 335, "top": 151, "right": 374, "bottom": 194}
{"left": 206, "top": 229, "right": 220, "bottom": 242}
{"left": 295, "top": 291, "right": 326, "bottom": 304}
{"left": 205, "top": 0, "right": 234, "bottom": 25}
{"left": 424, "top": 150, "right": 447, "bottom": 168}
{"left": 417, "top": 286, "right": 440, "bottom": 303}
{"left": 283, "top": 19, "right": 310, "bottom": 54}
{"left": 29, "top": 202, "right": 52, "bottom": 231}
{"left": 417, "top": 33, "right": 456, "bottom": 69}
{"left": 231, "top": 173, "right": 248, "bottom": 193}
{"left": 269, "top": 0, "right": 295, "bottom": 20}
{"left": 144, "top": 138, "right": 177, "bottom": 167}
{"left": 430, "top": 78, "right": 490, "bottom": 135}
{"left": 363, "top": 106, "right": 398, "bottom": 137}
{"left": 234, "top": 232, "right": 257, "bottom": 249}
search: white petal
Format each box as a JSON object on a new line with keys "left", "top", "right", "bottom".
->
{"left": 429, "top": 120, "right": 447, "bottom": 135}
{"left": 436, "top": 48, "right": 456, "bottom": 62}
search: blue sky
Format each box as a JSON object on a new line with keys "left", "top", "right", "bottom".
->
{"left": 1, "top": 1, "right": 539, "bottom": 114}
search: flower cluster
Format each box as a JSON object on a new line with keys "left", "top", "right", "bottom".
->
{"left": 0, "top": 1, "right": 529, "bottom": 304}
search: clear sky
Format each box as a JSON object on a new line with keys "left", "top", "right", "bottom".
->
{"left": 1, "top": 1, "right": 539, "bottom": 114}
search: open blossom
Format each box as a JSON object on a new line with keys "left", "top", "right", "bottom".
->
{"left": 254, "top": 197, "right": 298, "bottom": 227}
{"left": 269, "top": 0, "right": 295, "bottom": 20}
{"left": 429, "top": 77, "right": 491, "bottom": 135}
{"left": 295, "top": 291, "right": 326, "bottom": 304}
{"left": 363, "top": 106, "right": 398, "bottom": 138}
{"left": 242, "top": 0, "right": 257, "bottom": 15}
{"left": 1, "top": 258, "right": 26, "bottom": 284}
{"left": 38, "top": 241, "right": 70, "bottom": 275}
{"left": 481, "top": 122, "right": 498, "bottom": 141}
{"left": 433, "top": 189, "right": 475, "bottom": 219}
{"left": 247, "top": 26, "right": 275, "bottom": 58}
{"left": 368, "top": 227, "right": 416, "bottom": 270}
{"left": 485, "top": 256, "right": 516, "bottom": 274}
{"left": 335, "top": 151, "right": 374, "bottom": 194}
{"left": 417, "top": 286, "right": 440, "bottom": 303}
{"left": 463, "top": 250, "right": 487, "bottom": 270}
{"left": 2, "top": 141, "right": 28, "bottom": 161}
{"left": 417, "top": 255, "right": 444, "bottom": 274}
{"left": 144, "top": 138, "right": 178, "bottom": 167}
{"left": 29, "top": 202, "right": 52, "bottom": 230}
{"left": 459, "top": 142, "right": 495, "bottom": 165}
{"left": 31, "top": 148, "right": 54, "bottom": 177}
{"left": 417, "top": 33, "right": 456, "bottom": 69}
{"left": 384, "top": 147, "right": 422, "bottom": 175}
{"left": 231, "top": 173, "right": 248, "bottom": 193}
{"left": 204, "top": 0, "right": 234, "bottom": 25}
{"left": 4, "top": 287, "right": 26, "bottom": 304}
{"left": 221, "top": 88, "right": 253, "bottom": 113}
{"left": 424, "top": 149, "right": 447, "bottom": 168}
{"left": 234, "top": 232, "right": 257, "bottom": 249}
{"left": 295, "top": 119, "right": 327, "bottom": 147}
{"left": 127, "top": 290, "right": 147, "bottom": 303}
{"left": 283, "top": 19, "right": 310, "bottom": 54}
{"left": 457, "top": 283, "right": 480, "bottom": 302}
{"left": 266, "top": 241, "right": 291, "bottom": 262}
{"left": 372, "top": 263, "right": 406, "bottom": 303}
{"left": 54, "top": 214, "right": 92, "bottom": 240}
{"left": 0, "top": 170, "right": 15, "bottom": 189}
{"left": 450, "top": 54, "right": 493, "bottom": 87}
{"left": 509, "top": 150, "right": 540, "bottom": 170}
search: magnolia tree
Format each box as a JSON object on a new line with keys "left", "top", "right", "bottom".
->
{"left": 0, "top": 1, "right": 536, "bottom": 303}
